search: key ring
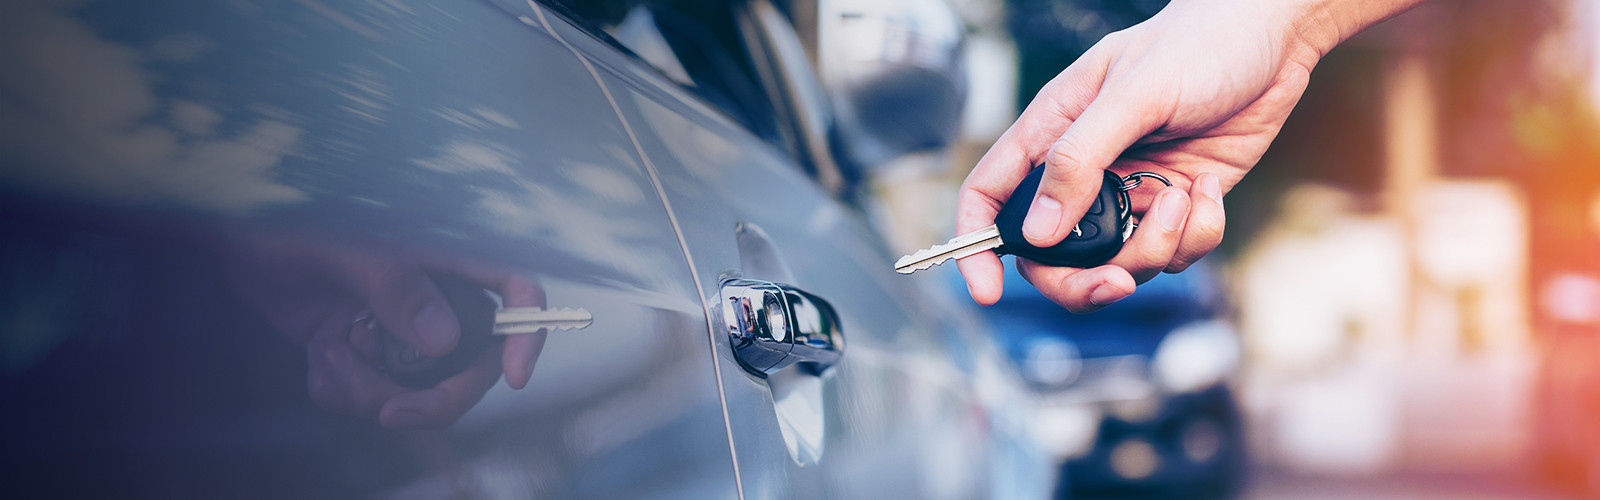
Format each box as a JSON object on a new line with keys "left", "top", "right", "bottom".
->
{"left": 1115, "top": 171, "right": 1173, "bottom": 221}
{"left": 1118, "top": 172, "right": 1173, "bottom": 192}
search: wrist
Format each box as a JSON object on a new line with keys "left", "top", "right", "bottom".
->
{"left": 1281, "top": 0, "right": 1428, "bottom": 56}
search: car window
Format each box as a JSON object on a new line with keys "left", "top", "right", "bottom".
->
{"left": 543, "top": 0, "right": 786, "bottom": 146}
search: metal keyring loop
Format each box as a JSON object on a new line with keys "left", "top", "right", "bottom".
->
{"left": 1119, "top": 172, "right": 1173, "bottom": 192}
{"left": 1116, "top": 172, "right": 1173, "bottom": 221}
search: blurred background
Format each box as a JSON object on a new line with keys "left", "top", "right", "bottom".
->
{"left": 845, "top": 0, "right": 1600, "bottom": 498}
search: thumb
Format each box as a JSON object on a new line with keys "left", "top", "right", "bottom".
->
{"left": 1023, "top": 91, "right": 1158, "bottom": 247}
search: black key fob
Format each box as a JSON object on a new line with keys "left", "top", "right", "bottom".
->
{"left": 994, "top": 167, "right": 1128, "bottom": 268}
{"left": 380, "top": 272, "right": 499, "bottom": 388}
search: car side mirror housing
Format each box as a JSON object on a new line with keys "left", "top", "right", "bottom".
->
{"left": 821, "top": 0, "right": 967, "bottom": 168}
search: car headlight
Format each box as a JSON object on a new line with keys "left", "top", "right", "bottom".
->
{"left": 1021, "top": 337, "right": 1081, "bottom": 388}
{"left": 1152, "top": 320, "right": 1241, "bottom": 394}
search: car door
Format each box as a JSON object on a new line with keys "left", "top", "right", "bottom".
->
{"left": 521, "top": 2, "right": 1041, "bottom": 498}
{"left": 0, "top": 0, "right": 738, "bottom": 498}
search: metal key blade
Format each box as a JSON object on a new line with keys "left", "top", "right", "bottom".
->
{"left": 492, "top": 307, "right": 593, "bottom": 335}
{"left": 894, "top": 225, "right": 1004, "bottom": 274}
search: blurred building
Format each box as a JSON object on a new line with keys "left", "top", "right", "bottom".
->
{"left": 860, "top": 0, "right": 1598, "bottom": 490}
{"left": 939, "top": 0, "right": 1600, "bottom": 491}
{"left": 1233, "top": 0, "right": 1600, "bottom": 490}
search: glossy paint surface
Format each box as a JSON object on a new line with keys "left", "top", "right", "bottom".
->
{"left": 562, "top": 7, "right": 1047, "bottom": 497}
{"left": 0, "top": 0, "right": 1047, "bottom": 498}
{"left": 2, "top": 1, "right": 731, "bottom": 497}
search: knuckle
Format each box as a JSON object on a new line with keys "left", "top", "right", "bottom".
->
{"left": 1063, "top": 297, "right": 1108, "bottom": 314}
{"left": 1165, "top": 260, "right": 1194, "bottom": 274}
{"left": 1046, "top": 137, "right": 1091, "bottom": 172}
{"left": 1116, "top": 247, "right": 1174, "bottom": 284}
{"left": 1177, "top": 224, "right": 1225, "bottom": 262}
{"left": 1190, "top": 212, "right": 1226, "bottom": 242}
{"left": 1097, "top": 30, "right": 1126, "bottom": 48}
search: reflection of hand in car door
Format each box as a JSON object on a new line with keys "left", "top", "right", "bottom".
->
{"left": 225, "top": 232, "right": 547, "bottom": 429}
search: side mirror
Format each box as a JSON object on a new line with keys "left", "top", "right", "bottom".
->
{"left": 821, "top": 0, "right": 967, "bottom": 168}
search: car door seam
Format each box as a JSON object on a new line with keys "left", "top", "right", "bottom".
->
{"left": 529, "top": 4, "right": 746, "bottom": 498}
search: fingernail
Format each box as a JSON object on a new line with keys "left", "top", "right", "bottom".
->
{"left": 1089, "top": 283, "right": 1127, "bottom": 306}
{"left": 412, "top": 300, "right": 457, "bottom": 354}
{"left": 1022, "top": 195, "right": 1062, "bottom": 242}
{"left": 1157, "top": 191, "right": 1187, "bottom": 231}
{"left": 1201, "top": 174, "right": 1223, "bottom": 203}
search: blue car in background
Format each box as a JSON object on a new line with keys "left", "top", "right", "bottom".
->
{"left": 959, "top": 259, "right": 1247, "bottom": 499}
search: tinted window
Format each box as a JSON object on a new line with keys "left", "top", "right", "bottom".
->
{"left": 544, "top": 0, "right": 785, "bottom": 145}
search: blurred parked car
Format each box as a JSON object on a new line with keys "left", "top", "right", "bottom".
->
{"left": 963, "top": 260, "right": 1246, "bottom": 499}
{"left": 0, "top": 0, "right": 1051, "bottom": 497}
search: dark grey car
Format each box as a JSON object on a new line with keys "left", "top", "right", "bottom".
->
{"left": 0, "top": 0, "right": 1047, "bottom": 497}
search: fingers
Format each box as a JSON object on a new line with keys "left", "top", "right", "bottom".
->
{"left": 1108, "top": 186, "right": 1190, "bottom": 283}
{"left": 955, "top": 251, "right": 1006, "bottom": 306}
{"left": 1026, "top": 91, "right": 1160, "bottom": 247}
{"left": 1022, "top": 144, "right": 1105, "bottom": 246}
{"left": 1167, "top": 173, "right": 1226, "bottom": 273}
{"left": 954, "top": 181, "right": 1007, "bottom": 305}
{"left": 1009, "top": 177, "right": 1222, "bottom": 313}
{"left": 958, "top": 46, "right": 1113, "bottom": 236}
{"left": 493, "top": 275, "right": 547, "bottom": 389}
{"left": 502, "top": 332, "right": 549, "bottom": 390}
{"left": 1015, "top": 262, "right": 1137, "bottom": 314}
{"left": 307, "top": 311, "right": 503, "bottom": 428}
{"left": 347, "top": 251, "right": 553, "bottom": 392}
{"left": 955, "top": 50, "right": 1118, "bottom": 305}
{"left": 306, "top": 320, "right": 408, "bottom": 417}
{"left": 337, "top": 260, "right": 461, "bottom": 358}
{"left": 379, "top": 344, "right": 504, "bottom": 429}
{"left": 437, "top": 263, "right": 547, "bottom": 389}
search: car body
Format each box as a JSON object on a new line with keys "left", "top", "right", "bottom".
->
{"left": 0, "top": 0, "right": 1049, "bottom": 497}
{"left": 965, "top": 260, "right": 1246, "bottom": 499}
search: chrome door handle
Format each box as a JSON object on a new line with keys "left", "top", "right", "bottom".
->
{"left": 720, "top": 278, "right": 844, "bottom": 377}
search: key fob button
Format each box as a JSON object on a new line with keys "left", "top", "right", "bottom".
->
{"left": 994, "top": 168, "right": 1128, "bottom": 268}
{"left": 1068, "top": 221, "right": 1098, "bottom": 241}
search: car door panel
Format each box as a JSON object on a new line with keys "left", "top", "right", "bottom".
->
{"left": 544, "top": 17, "right": 1001, "bottom": 498}
{"left": 1, "top": 0, "right": 736, "bottom": 498}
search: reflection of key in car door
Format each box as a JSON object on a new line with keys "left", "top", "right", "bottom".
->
{"left": 367, "top": 272, "right": 593, "bottom": 388}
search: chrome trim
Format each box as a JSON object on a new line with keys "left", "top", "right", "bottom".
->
{"left": 721, "top": 278, "right": 844, "bottom": 377}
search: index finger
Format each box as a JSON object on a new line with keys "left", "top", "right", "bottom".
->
{"left": 957, "top": 50, "right": 1111, "bottom": 234}
{"left": 955, "top": 50, "right": 1112, "bottom": 303}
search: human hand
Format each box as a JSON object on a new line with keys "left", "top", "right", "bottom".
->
{"left": 956, "top": 0, "right": 1416, "bottom": 312}
{"left": 227, "top": 235, "right": 547, "bottom": 428}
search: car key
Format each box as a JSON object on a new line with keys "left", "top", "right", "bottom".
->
{"left": 895, "top": 167, "right": 1169, "bottom": 274}
{"left": 368, "top": 272, "right": 593, "bottom": 388}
